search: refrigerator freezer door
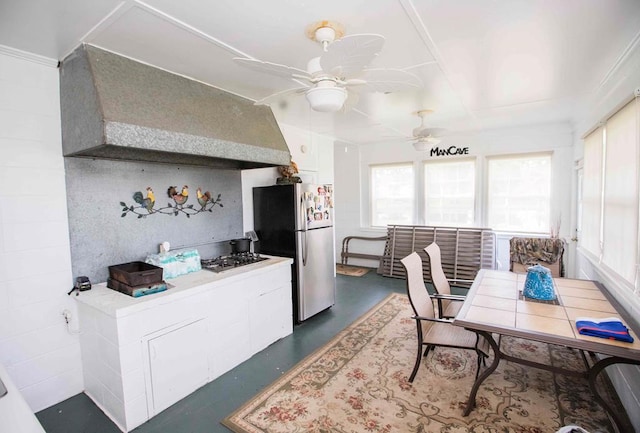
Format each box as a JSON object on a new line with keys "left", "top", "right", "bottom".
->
{"left": 298, "top": 184, "right": 333, "bottom": 230}
{"left": 253, "top": 185, "right": 297, "bottom": 257}
{"left": 296, "top": 226, "right": 336, "bottom": 321}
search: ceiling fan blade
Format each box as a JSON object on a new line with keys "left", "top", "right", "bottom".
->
{"left": 412, "top": 136, "right": 441, "bottom": 150}
{"left": 357, "top": 68, "right": 422, "bottom": 93}
{"left": 234, "top": 58, "right": 311, "bottom": 82}
{"left": 320, "top": 34, "right": 385, "bottom": 78}
{"left": 341, "top": 88, "right": 360, "bottom": 112}
{"left": 253, "top": 86, "right": 309, "bottom": 106}
{"left": 414, "top": 127, "right": 447, "bottom": 138}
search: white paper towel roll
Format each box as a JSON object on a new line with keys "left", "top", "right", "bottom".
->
{"left": 159, "top": 241, "right": 171, "bottom": 253}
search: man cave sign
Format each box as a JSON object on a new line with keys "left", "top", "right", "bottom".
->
{"left": 430, "top": 145, "right": 470, "bottom": 157}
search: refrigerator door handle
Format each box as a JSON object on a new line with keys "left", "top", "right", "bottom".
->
{"left": 302, "top": 230, "right": 308, "bottom": 266}
{"left": 300, "top": 195, "right": 308, "bottom": 266}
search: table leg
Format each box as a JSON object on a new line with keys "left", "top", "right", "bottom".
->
{"left": 463, "top": 330, "right": 501, "bottom": 416}
{"left": 588, "top": 356, "right": 640, "bottom": 433}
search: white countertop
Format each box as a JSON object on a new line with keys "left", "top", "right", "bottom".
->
{"left": 73, "top": 256, "right": 293, "bottom": 318}
{"left": 0, "top": 362, "right": 45, "bottom": 433}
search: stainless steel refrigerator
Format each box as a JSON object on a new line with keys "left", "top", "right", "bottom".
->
{"left": 253, "top": 183, "right": 336, "bottom": 322}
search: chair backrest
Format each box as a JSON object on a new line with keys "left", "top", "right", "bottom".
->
{"left": 509, "top": 237, "right": 564, "bottom": 277}
{"left": 400, "top": 252, "right": 435, "bottom": 320}
{"left": 424, "top": 242, "right": 451, "bottom": 296}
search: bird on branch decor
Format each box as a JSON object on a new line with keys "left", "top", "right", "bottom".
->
{"left": 132, "top": 187, "right": 155, "bottom": 213}
{"left": 121, "top": 184, "right": 222, "bottom": 218}
{"left": 168, "top": 185, "right": 189, "bottom": 206}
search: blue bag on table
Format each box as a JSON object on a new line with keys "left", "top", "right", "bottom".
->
{"left": 523, "top": 264, "right": 556, "bottom": 301}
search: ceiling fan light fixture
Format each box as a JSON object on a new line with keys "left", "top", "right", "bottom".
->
{"left": 412, "top": 141, "right": 430, "bottom": 151}
{"left": 305, "top": 86, "right": 347, "bottom": 112}
{"left": 305, "top": 20, "right": 345, "bottom": 42}
{"left": 315, "top": 26, "right": 336, "bottom": 45}
{"left": 412, "top": 137, "right": 440, "bottom": 151}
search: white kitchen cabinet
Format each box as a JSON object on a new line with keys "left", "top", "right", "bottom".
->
{"left": 250, "top": 283, "right": 291, "bottom": 353}
{"left": 145, "top": 319, "right": 209, "bottom": 416}
{"left": 75, "top": 257, "right": 293, "bottom": 432}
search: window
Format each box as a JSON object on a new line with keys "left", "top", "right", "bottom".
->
{"left": 601, "top": 101, "right": 638, "bottom": 283}
{"left": 370, "top": 163, "right": 414, "bottom": 227}
{"left": 487, "top": 153, "right": 551, "bottom": 232}
{"left": 424, "top": 159, "right": 475, "bottom": 226}
{"left": 581, "top": 127, "right": 604, "bottom": 257}
{"left": 579, "top": 98, "right": 639, "bottom": 286}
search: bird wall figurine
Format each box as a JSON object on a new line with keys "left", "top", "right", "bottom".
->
{"left": 196, "top": 187, "right": 212, "bottom": 209}
{"left": 167, "top": 185, "right": 189, "bottom": 206}
{"left": 132, "top": 187, "right": 155, "bottom": 213}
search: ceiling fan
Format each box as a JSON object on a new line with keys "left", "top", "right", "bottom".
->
{"left": 233, "top": 20, "right": 422, "bottom": 112}
{"left": 407, "top": 109, "right": 446, "bottom": 151}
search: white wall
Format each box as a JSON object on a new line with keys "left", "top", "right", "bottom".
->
{"left": 334, "top": 122, "right": 575, "bottom": 269}
{"left": 242, "top": 123, "right": 335, "bottom": 233}
{"left": 0, "top": 49, "right": 81, "bottom": 411}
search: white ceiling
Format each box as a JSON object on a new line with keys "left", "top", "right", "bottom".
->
{"left": 1, "top": 0, "right": 640, "bottom": 145}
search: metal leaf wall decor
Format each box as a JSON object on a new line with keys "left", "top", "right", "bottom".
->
{"left": 120, "top": 185, "right": 223, "bottom": 219}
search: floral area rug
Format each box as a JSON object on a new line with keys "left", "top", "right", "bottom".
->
{"left": 223, "top": 293, "right": 616, "bottom": 433}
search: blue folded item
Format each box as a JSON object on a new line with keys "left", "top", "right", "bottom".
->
{"left": 575, "top": 317, "right": 634, "bottom": 343}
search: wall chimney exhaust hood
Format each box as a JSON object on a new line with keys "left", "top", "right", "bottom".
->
{"left": 60, "top": 45, "right": 291, "bottom": 169}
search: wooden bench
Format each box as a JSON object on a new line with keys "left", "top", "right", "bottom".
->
{"left": 340, "top": 235, "right": 386, "bottom": 271}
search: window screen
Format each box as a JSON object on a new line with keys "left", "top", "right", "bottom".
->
{"left": 424, "top": 159, "right": 475, "bottom": 226}
{"left": 487, "top": 154, "right": 551, "bottom": 232}
{"left": 370, "top": 163, "right": 414, "bottom": 227}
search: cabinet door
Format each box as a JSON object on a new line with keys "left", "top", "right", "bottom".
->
{"left": 249, "top": 284, "right": 292, "bottom": 352}
{"left": 147, "top": 319, "right": 208, "bottom": 415}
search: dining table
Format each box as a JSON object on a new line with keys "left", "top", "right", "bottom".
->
{"left": 453, "top": 269, "right": 640, "bottom": 433}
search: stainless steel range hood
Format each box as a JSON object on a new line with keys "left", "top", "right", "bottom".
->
{"left": 59, "top": 45, "right": 291, "bottom": 169}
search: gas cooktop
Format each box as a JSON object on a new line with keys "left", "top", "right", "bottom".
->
{"left": 201, "top": 252, "right": 268, "bottom": 273}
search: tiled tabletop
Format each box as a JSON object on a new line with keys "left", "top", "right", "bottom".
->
{"left": 454, "top": 270, "right": 640, "bottom": 360}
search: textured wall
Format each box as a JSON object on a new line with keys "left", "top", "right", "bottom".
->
{"left": 59, "top": 45, "right": 290, "bottom": 169}
{"left": 65, "top": 158, "right": 243, "bottom": 283}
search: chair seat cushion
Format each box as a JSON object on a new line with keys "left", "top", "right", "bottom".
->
{"left": 422, "top": 321, "right": 479, "bottom": 349}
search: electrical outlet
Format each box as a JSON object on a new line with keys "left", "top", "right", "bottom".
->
{"left": 62, "top": 309, "right": 72, "bottom": 323}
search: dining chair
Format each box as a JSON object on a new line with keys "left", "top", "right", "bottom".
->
{"left": 424, "top": 242, "right": 474, "bottom": 319}
{"left": 400, "top": 252, "right": 489, "bottom": 382}
{"left": 509, "top": 236, "right": 565, "bottom": 277}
